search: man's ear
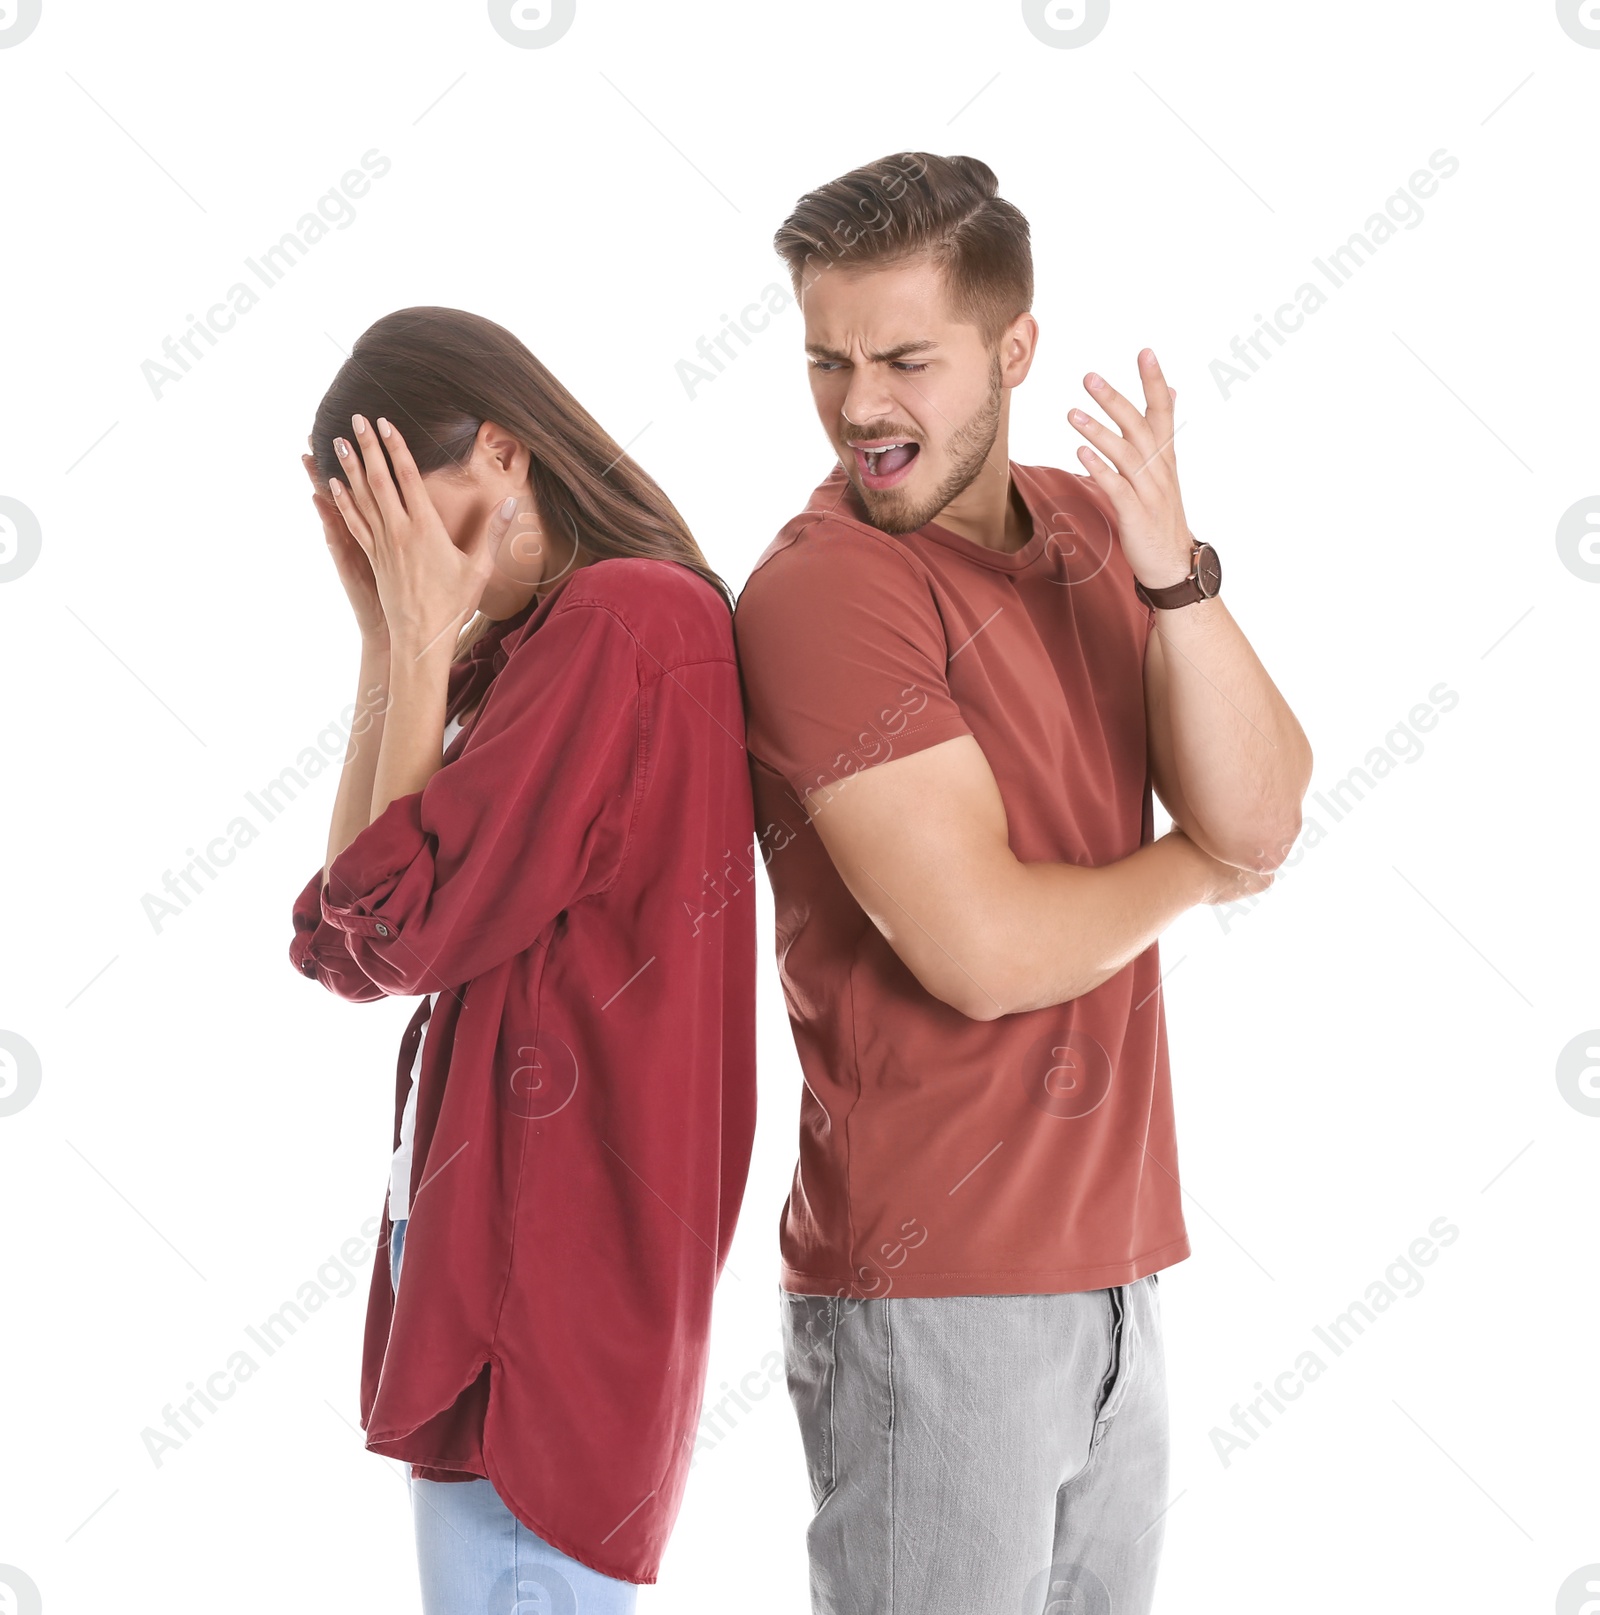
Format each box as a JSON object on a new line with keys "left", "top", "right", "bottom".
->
{"left": 999, "top": 311, "right": 1040, "bottom": 388}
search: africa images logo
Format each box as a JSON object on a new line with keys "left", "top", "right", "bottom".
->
{"left": 1022, "top": 1029, "right": 1114, "bottom": 1119}
{"left": 488, "top": 0, "right": 576, "bottom": 48}
{"left": 0, "top": 0, "right": 42, "bottom": 47}
{"left": 1021, "top": 0, "right": 1111, "bottom": 49}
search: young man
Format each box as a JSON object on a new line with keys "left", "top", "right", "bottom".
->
{"left": 732, "top": 152, "right": 1312, "bottom": 1615}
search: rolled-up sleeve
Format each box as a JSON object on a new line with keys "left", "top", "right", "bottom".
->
{"left": 288, "top": 600, "right": 641, "bottom": 999}
{"left": 290, "top": 865, "right": 387, "bottom": 1001}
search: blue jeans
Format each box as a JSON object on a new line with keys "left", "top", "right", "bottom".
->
{"left": 389, "top": 1217, "right": 639, "bottom": 1614}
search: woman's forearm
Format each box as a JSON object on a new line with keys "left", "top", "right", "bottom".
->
{"left": 369, "top": 641, "right": 454, "bottom": 821}
{"left": 324, "top": 636, "right": 392, "bottom": 883}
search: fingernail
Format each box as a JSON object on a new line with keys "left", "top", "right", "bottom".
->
{"left": 499, "top": 495, "right": 517, "bottom": 520}
{"left": 352, "top": 414, "right": 367, "bottom": 435}
{"left": 377, "top": 417, "right": 392, "bottom": 439}
{"left": 1086, "top": 373, "right": 1104, "bottom": 390}
{"left": 329, "top": 477, "right": 344, "bottom": 496}
{"left": 335, "top": 438, "right": 349, "bottom": 459}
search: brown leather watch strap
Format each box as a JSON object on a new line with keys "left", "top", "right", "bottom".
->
{"left": 1134, "top": 542, "right": 1222, "bottom": 610}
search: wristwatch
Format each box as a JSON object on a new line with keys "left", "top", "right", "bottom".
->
{"left": 1134, "top": 539, "right": 1222, "bottom": 610}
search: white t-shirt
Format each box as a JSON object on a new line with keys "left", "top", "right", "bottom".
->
{"left": 388, "top": 713, "right": 464, "bottom": 1222}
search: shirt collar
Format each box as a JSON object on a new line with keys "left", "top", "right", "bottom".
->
{"left": 446, "top": 590, "right": 546, "bottom": 723}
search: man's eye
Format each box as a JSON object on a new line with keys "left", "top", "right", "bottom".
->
{"left": 807, "top": 358, "right": 927, "bottom": 373}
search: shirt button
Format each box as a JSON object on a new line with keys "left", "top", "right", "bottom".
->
{"left": 301, "top": 959, "right": 317, "bottom": 976}
{"left": 375, "top": 923, "right": 391, "bottom": 937}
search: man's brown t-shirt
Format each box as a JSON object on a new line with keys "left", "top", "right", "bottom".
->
{"left": 733, "top": 459, "right": 1191, "bottom": 1299}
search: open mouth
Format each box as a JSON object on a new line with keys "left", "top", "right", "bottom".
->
{"left": 851, "top": 440, "right": 920, "bottom": 490}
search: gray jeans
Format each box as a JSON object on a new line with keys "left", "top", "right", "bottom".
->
{"left": 779, "top": 1275, "right": 1167, "bottom": 1615}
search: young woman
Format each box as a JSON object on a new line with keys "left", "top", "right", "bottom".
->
{"left": 287, "top": 306, "right": 757, "bottom": 1612}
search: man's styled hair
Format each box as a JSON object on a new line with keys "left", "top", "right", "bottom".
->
{"left": 772, "top": 152, "right": 1033, "bottom": 346}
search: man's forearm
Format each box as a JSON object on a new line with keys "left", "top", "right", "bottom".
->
{"left": 932, "top": 832, "right": 1220, "bottom": 1021}
{"left": 1152, "top": 597, "right": 1311, "bottom": 867}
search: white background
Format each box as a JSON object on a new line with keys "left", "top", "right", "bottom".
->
{"left": 1, "top": 1, "right": 1595, "bottom": 1610}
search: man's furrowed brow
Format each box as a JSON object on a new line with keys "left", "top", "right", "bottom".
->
{"left": 804, "top": 339, "right": 940, "bottom": 362}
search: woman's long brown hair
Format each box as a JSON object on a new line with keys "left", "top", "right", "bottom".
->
{"left": 310, "top": 306, "right": 730, "bottom": 659}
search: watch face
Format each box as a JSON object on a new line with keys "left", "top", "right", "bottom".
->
{"left": 1196, "top": 543, "right": 1222, "bottom": 597}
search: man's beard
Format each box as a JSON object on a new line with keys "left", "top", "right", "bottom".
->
{"left": 852, "top": 356, "right": 1004, "bottom": 536}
